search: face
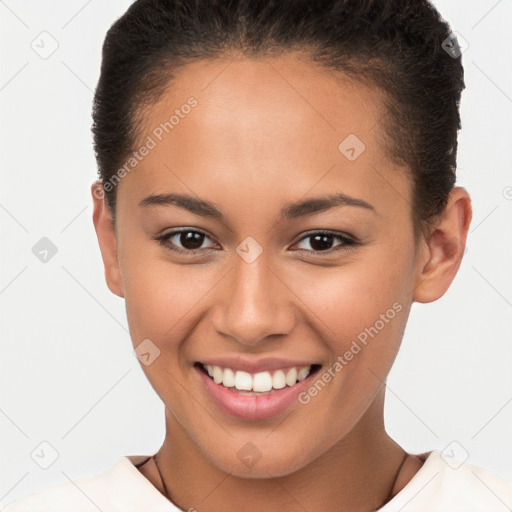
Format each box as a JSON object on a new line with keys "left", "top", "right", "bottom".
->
{"left": 96, "top": 53, "right": 431, "bottom": 477}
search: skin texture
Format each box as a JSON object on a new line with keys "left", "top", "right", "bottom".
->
{"left": 92, "top": 53, "right": 472, "bottom": 511}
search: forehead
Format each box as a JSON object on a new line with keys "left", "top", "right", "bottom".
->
{"left": 141, "top": 52, "right": 386, "bottom": 151}
{"left": 119, "top": 53, "right": 410, "bottom": 224}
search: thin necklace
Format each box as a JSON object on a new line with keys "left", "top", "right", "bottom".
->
{"left": 153, "top": 452, "right": 172, "bottom": 503}
{"left": 379, "top": 451, "right": 409, "bottom": 508}
{"left": 153, "top": 451, "right": 409, "bottom": 509}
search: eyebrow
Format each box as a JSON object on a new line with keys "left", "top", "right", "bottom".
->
{"left": 138, "top": 191, "right": 376, "bottom": 221}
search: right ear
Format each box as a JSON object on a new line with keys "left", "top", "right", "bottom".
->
{"left": 91, "top": 181, "right": 124, "bottom": 298}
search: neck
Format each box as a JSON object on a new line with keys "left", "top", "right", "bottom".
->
{"left": 148, "top": 390, "right": 412, "bottom": 512}
{"left": 154, "top": 388, "right": 409, "bottom": 512}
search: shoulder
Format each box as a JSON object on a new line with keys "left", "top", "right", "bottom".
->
{"left": 380, "top": 449, "right": 512, "bottom": 512}
{"left": 0, "top": 456, "right": 143, "bottom": 512}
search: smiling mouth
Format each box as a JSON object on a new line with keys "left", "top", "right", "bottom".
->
{"left": 194, "top": 362, "right": 322, "bottom": 395}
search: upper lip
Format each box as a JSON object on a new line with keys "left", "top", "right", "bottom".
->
{"left": 197, "top": 356, "right": 320, "bottom": 374}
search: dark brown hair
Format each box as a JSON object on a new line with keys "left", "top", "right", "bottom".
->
{"left": 92, "top": 0, "right": 465, "bottom": 240}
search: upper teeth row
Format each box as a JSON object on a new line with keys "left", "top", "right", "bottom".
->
{"left": 205, "top": 364, "right": 312, "bottom": 392}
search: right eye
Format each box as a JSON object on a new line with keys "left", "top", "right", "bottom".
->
{"left": 155, "top": 229, "right": 219, "bottom": 255}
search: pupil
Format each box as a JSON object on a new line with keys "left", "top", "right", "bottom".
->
{"left": 310, "top": 234, "right": 333, "bottom": 251}
{"left": 181, "top": 231, "right": 204, "bottom": 250}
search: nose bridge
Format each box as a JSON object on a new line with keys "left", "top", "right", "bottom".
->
{"left": 212, "top": 250, "right": 295, "bottom": 346}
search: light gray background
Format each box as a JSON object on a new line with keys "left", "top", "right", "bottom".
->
{"left": 1, "top": 0, "right": 511, "bottom": 506}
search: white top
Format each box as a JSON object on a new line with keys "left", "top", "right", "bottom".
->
{"left": 2, "top": 450, "right": 512, "bottom": 511}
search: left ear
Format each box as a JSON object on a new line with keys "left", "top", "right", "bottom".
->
{"left": 413, "top": 186, "right": 472, "bottom": 303}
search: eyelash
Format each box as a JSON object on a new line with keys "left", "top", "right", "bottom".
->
{"left": 154, "top": 229, "right": 359, "bottom": 256}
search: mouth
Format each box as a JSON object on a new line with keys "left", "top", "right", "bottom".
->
{"left": 194, "top": 361, "right": 322, "bottom": 396}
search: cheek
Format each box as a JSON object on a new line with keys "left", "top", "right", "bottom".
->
{"left": 123, "top": 271, "right": 168, "bottom": 343}
{"left": 120, "top": 246, "right": 214, "bottom": 349}
{"left": 120, "top": 254, "right": 217, "bottom": 399}
{"left": 290, "top": 252, "right": 412, "bottom": 363}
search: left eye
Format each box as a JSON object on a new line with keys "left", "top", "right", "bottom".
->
{"left": 293, "top": 231, "right": 356, "bottom": 253}
{"left": 156, "top": 229, "right": 356, "bottom": 255}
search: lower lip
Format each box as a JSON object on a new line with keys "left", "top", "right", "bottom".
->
{"left": 195, "top": 365, "right": 319, "bottom": 421}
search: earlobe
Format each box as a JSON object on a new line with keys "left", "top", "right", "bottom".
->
{"left": 91, "top": 181, "right": 125, "bottom": 298}
{"left": 413, "top": 187, "right": 472, "bottom": 304}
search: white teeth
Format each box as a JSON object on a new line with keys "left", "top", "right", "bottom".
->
{"left": 203, "top": 364, "right": 315, "bottom": 392}
{"left": 253, "top": 371, "right": 273, "bottom": 392}
{"left": 297, "top": 366, "right": 310, "bottom": 381}
{"left": 212, "top": 366, "right": 223, "bottom": 384}
{"left": 285, "top": 367, "right": 297, "bottom": 386}
{"left": 272, "top": 370, "right": 286, "bottom": 389}
{"left": 234, "top": 371, "right": 253, "bottom": 390}
{"left": 222, "top": 368, "right": 235, "bottom": 387}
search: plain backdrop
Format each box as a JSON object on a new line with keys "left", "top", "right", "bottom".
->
{"left": 1, "top": 0, "right": 511, "bottom": 506}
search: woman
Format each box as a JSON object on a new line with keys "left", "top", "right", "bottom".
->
{"left": 3, "top": 0, "right": 511, "bottom": 511}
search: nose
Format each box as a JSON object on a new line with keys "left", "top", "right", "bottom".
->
{"left": 210, "top": 252, "right": 296, "bottom": 347}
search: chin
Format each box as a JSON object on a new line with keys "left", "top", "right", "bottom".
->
{"left": 206, "top": 443, "right": 314, "bottom": 479}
